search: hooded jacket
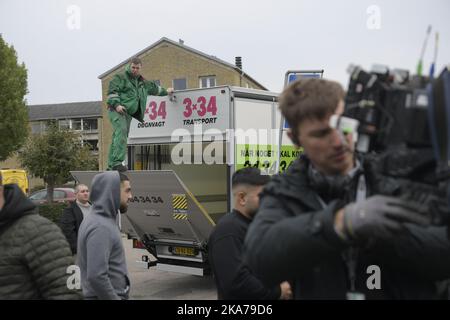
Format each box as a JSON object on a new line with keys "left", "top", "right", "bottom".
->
{"left": 77, "top": 171, "right": 130, "bottom": 300}
{"left": 244, "top": 156, "right": 450, "bottom": 299}
{"left": 106, "top": 64, "right": 168, "bottom": 123}
{"left": 0, "top": 184, "right": 80, "bottom": 300}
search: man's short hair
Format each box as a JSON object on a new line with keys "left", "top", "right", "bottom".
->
{"left": 74, "top": 184, "right": 88, "bottom": 194}
{"left": 130, "top": 57, "right": 142, "bottom": 65}
{"left": 279, "top": 78, "right": 345, "bottom": 144}
{"left": 232, "top": 168, "right": 270, "bottom": 189}
{"left": 119, "top": 172, "right": 129, "bottom": 183}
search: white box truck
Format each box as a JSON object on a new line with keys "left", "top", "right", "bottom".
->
{"left": 72, "top": 85, "right": 300, "bottom": 276}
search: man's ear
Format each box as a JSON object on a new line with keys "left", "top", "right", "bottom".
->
{"left": 287, "top": 129, "right": 301, "bottom": 147}
{"left": 236, "top": 191, "right": 246, "bottom": 206}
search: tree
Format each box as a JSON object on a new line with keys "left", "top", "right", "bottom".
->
{"left": 0, "top": 35, "right": 29, "bottom": 161}
{"left": 18, "top": 122, "right": 98, "bottom": 202}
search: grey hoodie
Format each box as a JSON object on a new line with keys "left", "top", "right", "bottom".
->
{"left": 77, "top": 171, "right": 130, "bottom": 300}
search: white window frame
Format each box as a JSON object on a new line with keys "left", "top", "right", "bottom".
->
{"left": 58, "top": 119, "right": 71, "bottom": 130}
{"left": 199, "top": 76, "right": 216, "bottom": 88}
{"left": 72, "top": 118, "right": 82, "bottom": 131}
{"left": 82, "top": 118, "right": 98, "bottom": 132}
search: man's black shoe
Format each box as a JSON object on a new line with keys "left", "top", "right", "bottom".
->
{"left": 112, "top": 164, "right": 128, "bottom": 172}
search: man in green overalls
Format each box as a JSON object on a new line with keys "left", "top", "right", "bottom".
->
{"left": 106, "top": 57, "right": 173, "bottom": 171}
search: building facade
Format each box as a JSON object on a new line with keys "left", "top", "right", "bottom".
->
{"left": 28, "top": 101, "right": 102, "bottom": 154}
{"left": 0, "top": 101, "right": 102, "bottom": 190}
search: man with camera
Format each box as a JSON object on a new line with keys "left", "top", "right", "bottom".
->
{"left": 244, "top": 78, "right": 450, "bottom": 299}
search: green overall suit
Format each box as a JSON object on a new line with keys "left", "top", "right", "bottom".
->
{"left": 106, "top": 64, "right": 168, "bottom": 170}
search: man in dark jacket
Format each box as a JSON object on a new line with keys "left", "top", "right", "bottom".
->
{"left": 244, "top": 78, "right": 450, "bottom": 299}
{"left": 209, "top": 167, "right": 292, "bottom": 300}
{"left": 59, "top": 184, "right": 91, "bottom": 255}
{"left": 0, "top": 172, "right": 80, "bottom": 299}
{"left": 77, "top": 171, "right": 132, "bottom": 300}
{"left": 106, "top": 56, "right": 174, "bottom": 171}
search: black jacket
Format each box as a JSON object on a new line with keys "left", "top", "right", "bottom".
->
{"left": 244, "top": 156, "right": 450, "bottom": 299}
{"left": 0, "top": 184, "right": 80, "bottom": 299}
{"left": 208, "top": 210, "right": 281, "bottom": 300}
{"left": 59, "top": 201, "right": 84, "bottom": 254}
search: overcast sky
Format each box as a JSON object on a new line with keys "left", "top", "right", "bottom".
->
{"left": 1, "top": 0, "right": 449, "bottom": 105}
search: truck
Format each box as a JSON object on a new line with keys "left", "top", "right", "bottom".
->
{"left": 71, "top": 85, "right": 299, "bottom": 276}
{"left": 0, "top": 169, "right": 29, "bottom": 195}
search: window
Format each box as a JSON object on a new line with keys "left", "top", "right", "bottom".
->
{"left": 132, "top": 145, "right": 171, "bottom": 170}
{"left": 54, "top": 190, "right": 65, "bottom": 199}
{"left": 173, "top": 78, "right": 187, "bottom": 90}
{"left": 199, "top": 76, "right": 216, "bottom": 88}
{"left": 38, "top": 122, "right": 46, "bottom": 133}
{"left": 83, "top": 119, "right": 98, "bottom": 131}
{"left": 31, "top": 122, "right": 41, "bottom": 134}
{"left": 59, "top": 119, "right": 70, "bottom": 130}
{"left": 72, "top": 118, "right": 82, "bottom": 131}
{"left": 84, "top": 139, "right": 99, "bottom": 151}
{"left": 29, "top": 190, "right": 46, "bottom": 200}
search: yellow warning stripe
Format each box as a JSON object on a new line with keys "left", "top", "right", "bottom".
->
{"left": 173, "top": 213, "right": 188, "bottom": 220}
{"left": 172, "top": 182, "right": 215, "bottom": 226}
{"left": 173, "top": 203, "right": 187, "bottom": 210}
{"left": 172, "top": 198, "right": 187, "bottom": 209}
{"left": 172, "top": 194, "right": 188, "bottom": 210}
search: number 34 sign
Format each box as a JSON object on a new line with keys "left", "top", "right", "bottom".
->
{"left": 129, "top": 87, "right": 230, "bottom": 142}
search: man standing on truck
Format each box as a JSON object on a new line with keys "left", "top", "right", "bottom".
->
{"left": 77, "top": 171, "right": 132, "bottom": 300}
{"left": 106, "top": 57, "right": 174, "bottom": 172}
{"left": 208, "top": 167, "right": 292, "bottom": 300}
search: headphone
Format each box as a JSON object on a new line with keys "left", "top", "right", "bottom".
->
{"left": 308, "top": 161, "right": 363, "bottom": 200}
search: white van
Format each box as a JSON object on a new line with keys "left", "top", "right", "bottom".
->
{"left": 72, "top": 86, "right": 299, "bottom": 276}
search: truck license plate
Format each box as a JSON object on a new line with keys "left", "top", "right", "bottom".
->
{"left": 173, "top": 247, "right": 195, "bottom": 256}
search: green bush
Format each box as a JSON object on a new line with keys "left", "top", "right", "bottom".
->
{"left": 37, "top": 203, "right": 68, "bottom": 224}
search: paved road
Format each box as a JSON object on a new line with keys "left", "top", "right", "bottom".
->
{"left": 123, "top": 237, "right": 217, "bottom": 300}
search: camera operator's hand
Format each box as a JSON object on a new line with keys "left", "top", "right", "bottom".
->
{"left": 341, "top": 195, "right": 430, "bottom": 241}
{"left": 279, "top": 281, "right": 293, "bottom": 300}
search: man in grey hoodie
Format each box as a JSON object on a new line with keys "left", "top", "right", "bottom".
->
{"left": 77, "top": 171, "right": 132, "bottom": 300}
